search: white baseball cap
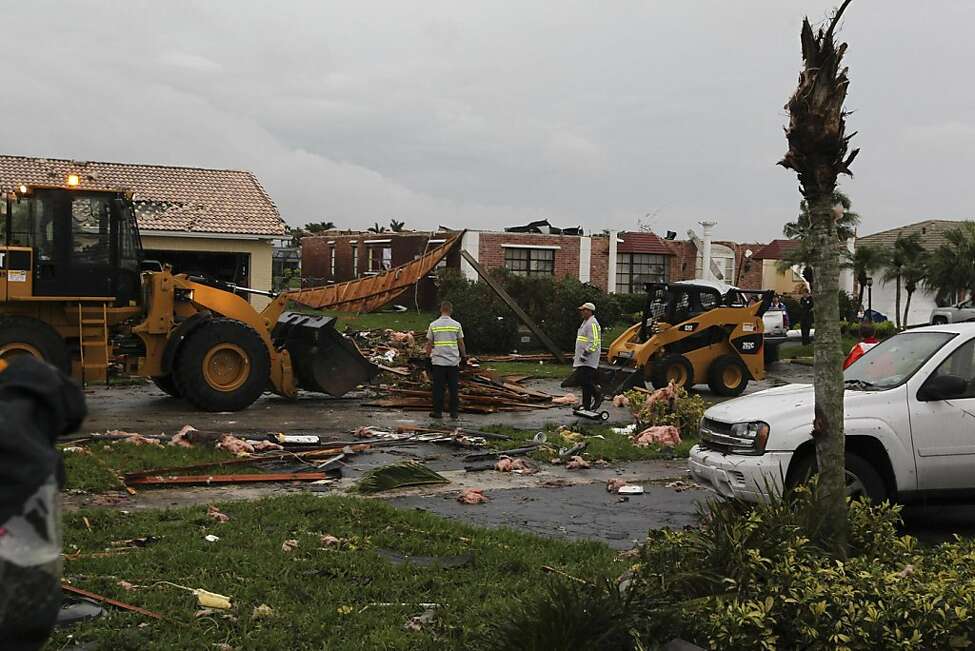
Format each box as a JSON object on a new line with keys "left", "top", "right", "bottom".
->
{"left": 578, "top": 302, "right": 596, "bottom": 311}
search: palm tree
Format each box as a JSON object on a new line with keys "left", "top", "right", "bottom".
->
{"left": 778, "top": 191, "right": 860, "bottom": 289}
{"left": 778, "top": 0, "right": 858, "bottom": 559}
{"left": 848, "top": 244, "right": 885, "bottom": 313}
{"left": 925, "top": 221, "right": 975, "bottom": 306}
{"left": 901, "top": 256, "right": 927, "bottom": 327}
{"left": 367, "top": 222, "right": 387, "bottom": 234}
{"left": 304, "top": 220, "right": 336, "bottom": 233}
{"left": 389, "top": 219, "right": 406, "bottom": 232}
{"left": 881, "top": 233, "right": 924, "bottom": 329}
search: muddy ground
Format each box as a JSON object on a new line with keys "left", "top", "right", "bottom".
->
{"left": 71, "top": 361, "right": 974, "bottom": 546}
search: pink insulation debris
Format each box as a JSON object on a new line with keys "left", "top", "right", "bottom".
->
{"left": 606, "top": 478, "right": 628, "bottom": 493}
{"left": 565, "top": 456, "right": 591, "bottom": 470}
{"left": 612, "top": 394, "right": 630, "bottom": 408}
{"left": 494, "top": 457, "right": 539, "bottom": 475}
{"left": 633, "top": 425, "right": 682, "bottom": 448}
{"left": 457, "top": 488, "right": 489, "bottom": 504}
{"left": 207, "top": 505, "right": 230, "bottom": 523}
{"left": 551, "top": 394, "right": 579, "bottom": 405}
{"left": 251, "top": 441, "right": 284, "bottom": 452}
{"left": 115, "top": 434, "right": 161, "bottom": 446}
{"left": 216, "top": 435, "right": 255, "bottom": 457}
{"left": 169, "top": 425, "right": 197, "bottom": 448}
{"left": 388, "top": 330, "right": 415, "bottom": 346}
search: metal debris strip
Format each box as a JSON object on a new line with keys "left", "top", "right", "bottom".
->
{"left": 285, "top": 236, "right": 462, "bottom": 313}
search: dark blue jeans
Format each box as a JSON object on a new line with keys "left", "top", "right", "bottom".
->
{"left": 431, "top": 365, "right": 460, "bottom": 415}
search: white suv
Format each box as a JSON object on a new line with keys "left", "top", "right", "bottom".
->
{"left": 689, "top": 323, "right": 975, "bottom": 503}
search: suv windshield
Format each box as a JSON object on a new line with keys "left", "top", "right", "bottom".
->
{"left": 844, "top": 332, "right": 956, "bottom": 390}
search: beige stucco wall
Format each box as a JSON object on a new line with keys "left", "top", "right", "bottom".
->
{"left": 140, "top": 234, "right": 274, "bottom": 309}
{"left": 761, "top": 259, "right": 806, "bottom": 295}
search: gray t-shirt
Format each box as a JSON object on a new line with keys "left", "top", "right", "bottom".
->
{"left": 427, "top": 316, "right": 464, "bottom": 367}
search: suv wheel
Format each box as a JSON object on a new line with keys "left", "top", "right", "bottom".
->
{"left": 788, "top": 451, "right": 888, "bottom": 503}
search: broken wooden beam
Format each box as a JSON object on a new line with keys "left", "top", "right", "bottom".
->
{"left": 459, "top": 249, "right": 567, "bottom": 364}
{"left": 61, "top": 583, "right": 166, "bottom": 621}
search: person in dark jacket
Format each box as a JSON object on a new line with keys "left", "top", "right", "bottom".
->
{"left": 0, "top": 356, "right": 86, "bottom": 651}
{"left": 799, "top": 291, "right": 814, "bottom": 346}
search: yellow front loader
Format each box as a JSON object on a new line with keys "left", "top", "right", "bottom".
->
{"left": 600, "top": 281, "right": 772, "bottom": 397}
{"left": 0, "top": 184, "right": 451, "bottom": 411}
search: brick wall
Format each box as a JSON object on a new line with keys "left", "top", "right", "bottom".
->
{"left": 477, "top": 232, "right": 582, "bottom": 280}
{"left": 300, "top": 232, "right": 461, "bottom": 310}
{"left": 590, "top": 235, "right": 609, "bottom": 291}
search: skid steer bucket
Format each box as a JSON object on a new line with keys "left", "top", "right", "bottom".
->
{"left": 272, "top": 312, "right": 379, "bottom": 396}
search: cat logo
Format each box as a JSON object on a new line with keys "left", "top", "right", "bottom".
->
{"left": 681, "top": 323, "right": 697, "bottom": 332}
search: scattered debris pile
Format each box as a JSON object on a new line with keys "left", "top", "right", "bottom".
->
{"left": 346, "top": 327, "right": 567, "bottom": 413}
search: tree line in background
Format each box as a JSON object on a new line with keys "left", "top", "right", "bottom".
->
{"left": 779, "top": 191, "right": 975, "bottom": 328}
{"left": 284, "top": 219, "right": 409, "bottom": 247}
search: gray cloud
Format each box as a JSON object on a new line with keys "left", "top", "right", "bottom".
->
{"left": 1, "top": 1, "right": 972, "bottom": 242}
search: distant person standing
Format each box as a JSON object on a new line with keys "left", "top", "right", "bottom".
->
{"left": 799, "top": 291, "right": 814, "bottom": 346}
{"left": 844, "top": 322, "right": 880, "bottom": 370}
{"left": 574, "top": 302, "right": 602, "bottom": 410}
{"left": 425, "top": 302, "right": 466, "bottom": 419}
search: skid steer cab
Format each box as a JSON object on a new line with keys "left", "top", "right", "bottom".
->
{"left": 600, "top": 280, "right": 772, "bottom": 397}
{"left": 0, "top": 184, "right": 377, "bottom": 411}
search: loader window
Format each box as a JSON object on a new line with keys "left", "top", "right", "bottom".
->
{"left": 71, "top": 196, "right": 111, "bottom": 264}
{"left": 9, "top": 199, "right": 31, "bottom": 246}
{"left": 31, "top": 197, "right": 55, "bottom": 262}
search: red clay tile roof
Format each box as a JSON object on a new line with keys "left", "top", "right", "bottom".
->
{"left": 618, "top": 231, "right": 676, "bottom": 255}
{"left": 752, "top": 239, "right": 799, "bottom": 260}
{"left": 0, "top": 154, "right": 285, "bottom": 237}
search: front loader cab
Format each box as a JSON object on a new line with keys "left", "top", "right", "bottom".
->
{"left": 2, "top": 186, "right": 143, "bottom": 306}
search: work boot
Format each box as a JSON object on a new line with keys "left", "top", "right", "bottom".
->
{"left": 591, "top": 390, "right": 604, "bottom": 410}
{"left": 429, "top": 412, "right": 443, "bottom": 419}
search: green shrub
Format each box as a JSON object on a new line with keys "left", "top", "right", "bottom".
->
{"left": 487, "top": 483, "right": 975, "bottom": 650}
{"left": 537, "top": 277, "right": 623, "bottom": 351}
{"left": 437, "top": 269, "right": 519, "bottom": 353}
{"left": 624, "top": 386, "right": 706, "bottom": 437}
{"left": 873, "top": 320, "right": 896, "bottom": 339}
{"left": 615, "top": 293, "right": 647, "bottom": 318}
{"left": 439, "top": 270, "right": 622, "bottom": 353}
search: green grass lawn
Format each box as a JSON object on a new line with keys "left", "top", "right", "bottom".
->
{"left": 54, "top": 495, "right": 620, "bottom": 650}
{"left": 777, "top": 335, "right": 859, "bottom": 361}
{"left": 483, "top": 423, "right": 697, "bottom": 462}
{"left": 62, "top": 444, "right": 240, "bottom": 492}
{"left": 479, "top": 360, "right": 573, "bottom": 379}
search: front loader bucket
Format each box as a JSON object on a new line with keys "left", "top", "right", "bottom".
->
{"left": 272, "top": 312, "right": 379, "bottom": 396}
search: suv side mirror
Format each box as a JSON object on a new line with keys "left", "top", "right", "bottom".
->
{"left": 918, "top": 374, "right": 968, "bottom": 401}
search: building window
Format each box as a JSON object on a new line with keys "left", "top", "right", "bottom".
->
{"left": 695, "top": 243, "right": 735, "bottom": 283}
{"left": 504, "top": 247, "right": 555, "bottom": 276}
{"left": 616, "top": 253, "right": 668, "bottom": 293}
{"left": 351, "top": 244, "right": 358, "bottom": 277}
{"left": 329, "top": 244, "right": 336, "bottom": 277}
{"left": 367, "top": 245, "right": 392, "bottom": 272}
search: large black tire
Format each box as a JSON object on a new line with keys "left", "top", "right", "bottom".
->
{"left": 151, "top": 375, "right": 181, "bottom": 398}
{"left": 0, "top": 315, "right": 69, "bottom": 372}
{"left": 787, "top": 451, "right": 888, "bottom": 503}
{"left": 174, "top": 318, "right": 270, "bottom": 412}
{"left": 650, "top": 354, "right": 694, "bottom": 390}
{"left": 707, "top": 354, "right": 749, "bottom": 397}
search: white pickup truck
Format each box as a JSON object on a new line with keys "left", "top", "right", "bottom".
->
{"left": 690, "top": 323, "right": 975, "bottom": 503}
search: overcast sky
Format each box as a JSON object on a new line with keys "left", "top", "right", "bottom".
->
{"left": 1, "top": 1, "right": 971, "bottom": 241}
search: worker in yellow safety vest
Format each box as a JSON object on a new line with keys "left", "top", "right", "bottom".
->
{"left": 573, "top": 301, "right": 602, "bottom": 410}
{"left": 425, "top": 301, "right": 466, "bottom": 419}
